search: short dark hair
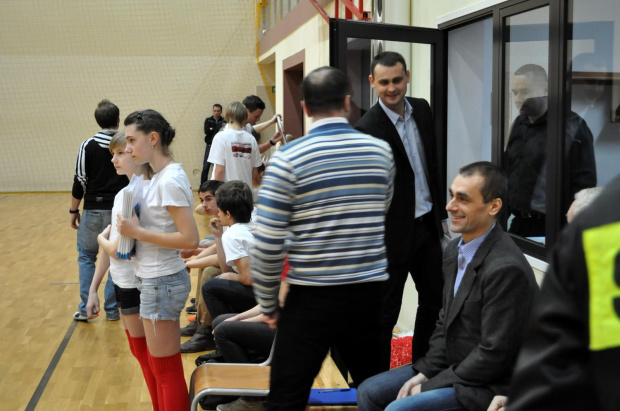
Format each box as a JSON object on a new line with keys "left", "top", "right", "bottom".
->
{"left": 459, "top": 161, "right": 507, "bottom": 205}
{"left": 124, "top": 110, "right": 176, "bottom": 154}
{"left": 242, "top": 95, "right": 265, "bottom": 112}
{"left": 215, "top": 181, "right": 253, "bottom": 223}
{"left": 94, "top": 99, "right": 119, "bottom": 129}
{"left": 301, "top": 66, "right": 351, "bottom": 116}
{"left": 514, "top": 64, "right": 548, "bottom": 86}
{"left": 370, "top": 51, "right": 407, "bottom": 77}
{"left": 199, "top": 180, "right": 225, "bottom": 196}
{"left": 213, "top": 104, "right": 223, "bottom": 110}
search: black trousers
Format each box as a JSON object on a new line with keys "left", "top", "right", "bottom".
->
{"left": 509, "top": 213, "right": 545, "bottom": 237}
{"left": 212, "top": 313, "right": 275, "bottom": 363}
{"left": 265, "top": 282, "right": 383, "bottom": 411}
{"left": 200, "top": 143, "right": 212, "bottom": 185}
{"left": 380, "top": 212, "right": 444, "bottom": 369}
{"left": 202, "top": 278, "right": 257, "bottom": 320}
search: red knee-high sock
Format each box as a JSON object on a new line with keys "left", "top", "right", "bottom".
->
{"left": 124, "top": 329, "right": 134, "bottom": 351}
{"left": 148, "top": 351, "right": 190, "bottom": 411}
{"left": 148, "top": 353, "right": 165, "bottom": 411}
{"left": 129, "top": 335, "right": 161, "bottom": 411}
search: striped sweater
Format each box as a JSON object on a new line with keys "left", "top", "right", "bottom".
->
{"left": 251, "top": 118, "right": 395, "bottom": 315}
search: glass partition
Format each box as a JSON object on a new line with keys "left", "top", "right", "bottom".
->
{"left": 502, "top": 6, "right": 550, "bottom": 244}
{"left": 567, "top": 0, "right": 620, "bottom": 222}
{"left": 446, "top": 17, "right": 493, "bottom": 192}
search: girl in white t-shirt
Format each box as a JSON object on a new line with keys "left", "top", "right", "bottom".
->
{"left": 85, "top": 131, "right": 160, "bottom": 409}
{"left": 118, "top": 110, "right": 199, "bottom": 411}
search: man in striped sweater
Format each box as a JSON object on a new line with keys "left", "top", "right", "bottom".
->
{"left": 70, "top": 99, "right": 128, "bottom": 322}
{"left": 251, "top": 66, "right": 395, "bottom": 411}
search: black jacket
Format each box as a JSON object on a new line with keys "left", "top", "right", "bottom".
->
{"left": 508, "top": 174, "right": 620, "bottom": 411}
{"left": 356, "top": 97, "right": 447, "bottom": 264}
{"left": 503, "top": 111, "right": 596, "bottom": 215}
{"left": 414, "top": 225, "right": 538, "bottom": 411}
{"left": 204, "top": 116, "right": 226, "bottom": 145}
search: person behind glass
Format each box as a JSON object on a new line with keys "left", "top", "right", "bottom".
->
{"left": 356, "top": 51, "right": 448, "bottom": 368}
{"left": 70, "top": 99, "right": 127, "bottom": 322}
{"left": 357, "top": 162, "right": 538, "bottom": 411}
{"left": 85, "top": 131, "right": 160, "bottom": 409}
{"left": 201, "top": 103, "right": 227, "bottom": 185}
{"left": 503, "top": 64, "right": 597, "bottom": 237}
{"left": 118, "top": 109, "right": 199, "bottom": 411}
{"left": 202, "top": 181, "right": 258, "bottom": 324}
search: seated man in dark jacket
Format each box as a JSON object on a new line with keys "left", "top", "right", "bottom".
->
{"left": 357, "top": 162, "right": 538, "bottom": 411}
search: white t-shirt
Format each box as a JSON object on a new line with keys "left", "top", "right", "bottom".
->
{"left": 223, "top": 123, "right": 255, "bottom": 135}
{"left": 135, "top": 163, "right": 194, "bottom": 279}
{"left": 222, "top": 223, "right": 254, "bottom": 273}
{"left": 208, "top": 128, "right": 262, "bottom": 189}
{"left": 109, "top": 187, "right": 139, "bottom": 288}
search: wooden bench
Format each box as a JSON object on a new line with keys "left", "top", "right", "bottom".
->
{"left": 190, "top": 353, "right": 356, "bottom": 410}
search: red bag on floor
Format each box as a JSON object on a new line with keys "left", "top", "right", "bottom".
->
{"left": 390, "top": 335, "right": 413, "bottom": 369}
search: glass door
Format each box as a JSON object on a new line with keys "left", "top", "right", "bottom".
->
{"left": 329, "top": 18, "right": 447, "bottom": 202}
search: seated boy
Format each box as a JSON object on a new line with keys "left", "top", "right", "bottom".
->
{"left": 180, "top": 180, "right": 225, "bottom": 353}
{"left": 201, "top": 180, "right": 257, "bottom": 323}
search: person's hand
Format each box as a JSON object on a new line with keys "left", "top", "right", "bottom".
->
{"left": 181, "top": 249, "right": 197, "bottom": 259}
{"left": 209, "top": 217, "right": 223, "bottom": 237}
{"left": 261, "top": 312, "right": 279, "bottom": 329}
{"left": 117, "top": 211, "right": 141, "bottom": 238}
{"left": 271, "top": 131, "right": 283, "bottom": 144}
{"left": 71, "top": 212, "right": 80, "bottom": 229}
{"left": 97, "top": 225, "right": 112, "bottom": 245}
{"left": 270, "top": 114, "right": 282, "bottom": 125}
{"left": 217, "top": 272, "right": 236, "bottom": 281}
{"left": 487, "top": 395, "right": 508, "bottom": 411}
{"left": 396, "top": 373, "right": 428, "bottom": 399}
{"left": 86, "top": 291, "right": 100, "bottom": 319}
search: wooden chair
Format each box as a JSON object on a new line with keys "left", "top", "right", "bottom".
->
{"left": 190, "top": 343, "right": 274, "bottom": 411}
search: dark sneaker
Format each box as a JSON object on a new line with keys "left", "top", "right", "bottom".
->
{"left": 217, "top": 398, "right": 264, "bottom": 411}
{"left": 107, "top": 315, "right": 120, "bottom": 321}
{"left": 73, "top": 311, "right": 88, "bottom": 322}
{"left": 195, "top": 350, "right": 224, "bottom": 366}
{"left": 181, "top": 319, "right": 198, "bottom": 336}
{"left": 185, "top": 304, "right": 197, "bottom": 314}
{"left": 180, "top": 329, "right": 216, "bottom": 353}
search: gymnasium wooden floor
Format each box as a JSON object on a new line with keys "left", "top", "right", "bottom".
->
{"left": 0, "top": 193, "right": 352, "bottom": 410}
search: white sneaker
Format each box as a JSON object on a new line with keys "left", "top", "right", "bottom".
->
{"left": 216, "top": 398, "right": 264, "bottom": 411}
{"left": 73, "top": 311, "right": 88, "bottom": 322}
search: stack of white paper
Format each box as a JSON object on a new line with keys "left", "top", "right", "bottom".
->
{"left": 116, "top": 175, "right": 147, "bottom": 260}
{"left": 117, "top": 188, "right": 135, "bottom": 260}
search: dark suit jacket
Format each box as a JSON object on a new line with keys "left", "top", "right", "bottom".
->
{"left": 355, "top": 97, "right": 446, "bottom": 264}
{"left": 413, "top": 224, "right": 538, "bottom": 411}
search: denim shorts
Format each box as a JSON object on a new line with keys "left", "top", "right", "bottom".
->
{"left": 137, "top": 269, "right": 191, "bottom": 322}
{"left": 113, "top": 284, "right": 141, "bottom": 316}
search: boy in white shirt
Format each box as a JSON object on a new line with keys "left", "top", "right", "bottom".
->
{"left": 201, "top": 181, "right": 257, "bottom": 322}
{"left": 208, "top": 102, "right": 262, "bottom": 192}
